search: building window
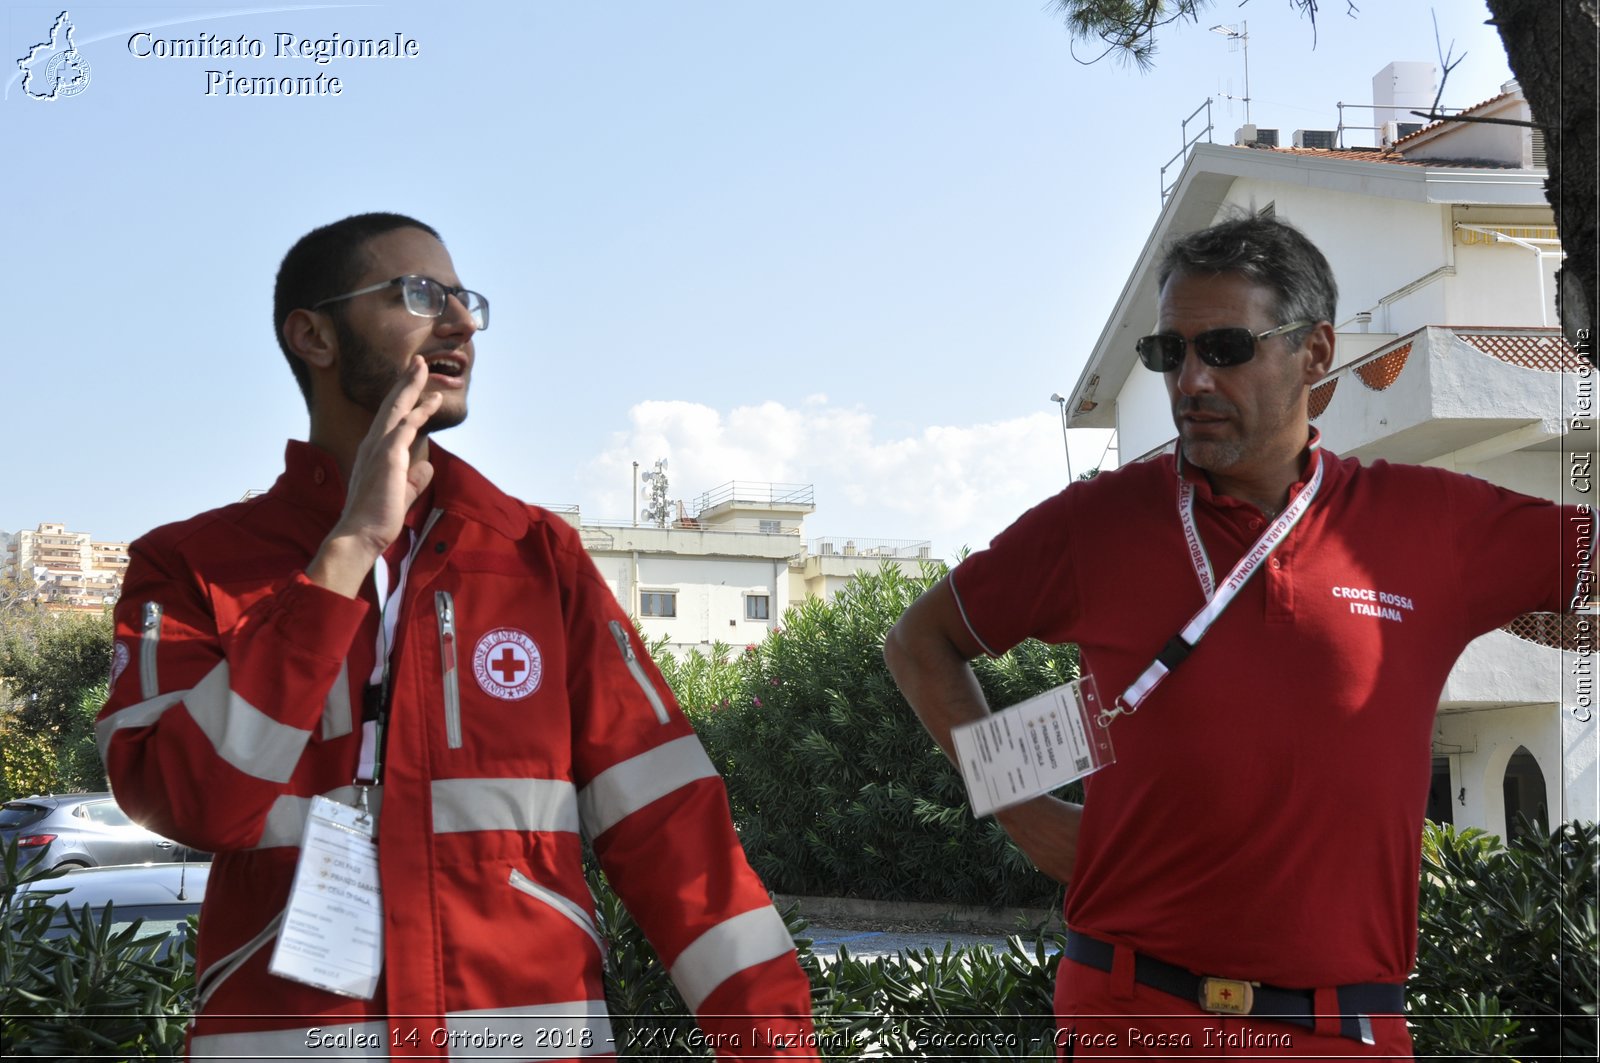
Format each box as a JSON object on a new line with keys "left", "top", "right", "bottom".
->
{"left": 640, "top": 591, "right": 677, "bottom": 618}
{"left": 745, "top": 594, "right": 770, "bottom": 621}
{"left": 758, "top": 520, "right": 782, "bottom": 534}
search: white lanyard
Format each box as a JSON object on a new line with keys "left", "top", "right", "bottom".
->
{"left": 1096, "top": 439, "right": 1324, "bottom": 727}
{"left": 356, "top": 530, "right": 416, "bottom": 784}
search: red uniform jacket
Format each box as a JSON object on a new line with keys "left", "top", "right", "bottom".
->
{"left": 98, "top": 442, "right": 816, "bottom": 1060}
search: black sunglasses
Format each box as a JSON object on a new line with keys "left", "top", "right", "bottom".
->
{"left": 1136, "top": 319, "right": 1314, "bottom": 372}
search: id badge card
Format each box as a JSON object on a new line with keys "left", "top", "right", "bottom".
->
{"left": 951, "top": 676, "right": 1115, "bottom": 817}
{"left": 268, "top": 795, "right": 384, "bottom": 999}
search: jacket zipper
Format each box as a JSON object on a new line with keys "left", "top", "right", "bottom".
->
{"left": 436, "top": 591, "right": 461, "bottom": 749}
{"left": 508, "top": 868, "right": 604, "bottom": 953}
{"left": 608, "top": 620, "right": 668, "bottom": 724}
{"left": 140, "top": 602, "right": 163, "bottom": 700}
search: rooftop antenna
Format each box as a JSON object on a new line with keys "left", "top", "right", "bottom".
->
{"left": 1209, "top": 21, "right": 1250, "bottom": 126}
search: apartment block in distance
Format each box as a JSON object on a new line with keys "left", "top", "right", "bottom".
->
{"left": 556, "top": 481, "right": 939, "bottom": 656}
{"left": 4, "top": 522, "right": 131, "bottom": 613}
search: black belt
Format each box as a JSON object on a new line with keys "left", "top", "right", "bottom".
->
{"left": 1064, "top": 931, "right": 1403, "bottom": 1045}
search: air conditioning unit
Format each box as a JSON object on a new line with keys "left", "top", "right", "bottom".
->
{"left": 1254, "top": 128, "right": 1279, "bottom": 147}
{"left": 1293, "top": 129, "right": 1336, "bottom": 149}
{"left": 1234, "top": 124, "right": 1258, "bottom": 145}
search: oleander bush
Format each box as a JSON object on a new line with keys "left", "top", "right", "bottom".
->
{"left": 592, "top": 855, "right": 1064, "bottom": 1060}
{"left": 677, "top": 562, "right": 1079, "bottom": 909}
{"left": 5, "top": 822, "right": 1595, "bottom": 1060}
{"left": 0, "top": 842, "right": 195, "bottom": 1058}
{"left": 1408, "top": 818, "right": 1598, "bottom": 1061}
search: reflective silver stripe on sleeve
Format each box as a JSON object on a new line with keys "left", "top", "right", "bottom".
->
{"left": 184, "top": 660, "right": 313, "bottom": 783}
{"left": 190, "top": 1020, "right": 389, "bottom": 1059}
{"left": 446, "top": 1001, "right": 614, "bottom": 1060}
{"left": 95, "top": 690, "right": 186, "bottom": 766}
{"left": 433, "top": 778, "right": 579, "bottom": 835}
{"left": 321, "top": 657, "right": 353, "bottom": 739}
{"left": 577, "top": 735, "right": 719, "bottom": 838}
{"left": 252, "top": 786, "right": 383, "bottom": 850}
{"left": 669, "top": 906, "right": 796, "bottom": 1013}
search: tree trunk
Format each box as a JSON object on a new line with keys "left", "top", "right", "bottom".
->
{"left": 1485, "top": 0, "right": 1598, "bottom": 356}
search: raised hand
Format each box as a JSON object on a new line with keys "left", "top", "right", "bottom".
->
{"left": 307, "top": 356, "right": 443, "bottom": 597}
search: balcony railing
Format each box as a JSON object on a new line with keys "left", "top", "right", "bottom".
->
{"left": 1502, "top": 612, "right": 1594, "bottom": 652}
{"left": 1310, "top": 326, "right": 1584, "bottom": 424}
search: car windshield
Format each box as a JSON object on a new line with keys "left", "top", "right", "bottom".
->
{"left": 0, "top": 803, "right": 50, "bottom": 829}
{"left": 47, "top": 902, "right": 198, "bottom": 941}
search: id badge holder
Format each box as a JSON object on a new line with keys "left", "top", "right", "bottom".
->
{"left": 268, "top": 794, "right": 384, "bottom": 999}
{"left": 950, "top": 675, "right": 1115, "bottom": 818}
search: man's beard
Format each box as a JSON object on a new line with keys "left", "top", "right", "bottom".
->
{"left": 1173, "top": 395, "right": 1245, "bottom": 472}
{"left": 335, "top": 317, "right": 466, "bottom": 434}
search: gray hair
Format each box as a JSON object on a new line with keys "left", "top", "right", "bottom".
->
{"left": 1156, "top": 213, "right": 1338, "bottom": 337}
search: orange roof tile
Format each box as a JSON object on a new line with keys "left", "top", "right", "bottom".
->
{"left": 1228, "top": 143, "right": 1520, "bottom": 170}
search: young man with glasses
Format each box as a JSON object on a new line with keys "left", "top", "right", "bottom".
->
{"left": 885, "top": 215, "right": 1590, "bottom": 1058}
{"left": 98, "top": 213, "right": 817, "bottom": 1060}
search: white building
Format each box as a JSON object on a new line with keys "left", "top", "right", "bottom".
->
{"left": 4, "top": 522, "right": 130, "bottom": 613}
{"left": 1065, "top": 76, "right": 1595, "bottom": 838}
{"left": 557, "top": 482, "right": 939, "bottom": 655}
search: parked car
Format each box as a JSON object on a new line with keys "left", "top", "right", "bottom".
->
{"left": 0, "top": 792, "right": 204, "bottom": 870}
{"left": 17, "top": 861, "right": 209, "bottom": 954}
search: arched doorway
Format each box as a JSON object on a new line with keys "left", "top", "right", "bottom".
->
{"left": 1502, "top": 746, "right": 1548, "bottom": 845}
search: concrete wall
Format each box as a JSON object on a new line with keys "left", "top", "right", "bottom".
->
{"left": 1450, "top": 239, "right": 1561, "bottom": 328}
{"left": 589, "top": 552, "right": 788, "bottom": 652}
{"left": 1116, "top": 358, "right": 1175, "bottom": 461}
{"left": 1221, "top": 181, "right": 1450, "bottom": 336}
{"left": 1435, "top": 700, "right": 1592, "bottom": 836}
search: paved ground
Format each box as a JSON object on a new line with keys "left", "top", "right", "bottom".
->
{"left": 804, "top": 923, "right": 1019, "bottom": 961}
{"left": 778, "top": 894, "right": 1061, "bottom": 963}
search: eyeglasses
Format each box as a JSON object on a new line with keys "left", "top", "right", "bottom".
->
{"left": 313, "top": 274, "right": 490, "bottom": 331}
{"left": 1136, "top": 319, "right": 1313, "bottom": 372}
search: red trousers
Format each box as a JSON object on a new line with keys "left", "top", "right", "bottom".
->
{"left": 1054, "top": 956, "right": 1413, "bottom": 1061}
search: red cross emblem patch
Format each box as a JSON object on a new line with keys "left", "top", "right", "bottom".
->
{"left": 472, "top": 628, "right": 543, "bottom": 701}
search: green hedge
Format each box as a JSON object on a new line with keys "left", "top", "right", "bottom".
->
{"left": 4, "top": 822, "right": 1595, "bottom": 1059}
{"left": 1409, "top": 819, "right": 1598, "bottom": 1060}
{"left": 669, "top": 563, "right": 1078, "bottom": 909}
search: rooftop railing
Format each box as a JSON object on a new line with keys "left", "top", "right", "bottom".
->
{"left": 693, "top": 482, "right": 815, "bottom": 512}
{"left": 808, "top": 537, "right": 933, "bottom": 560}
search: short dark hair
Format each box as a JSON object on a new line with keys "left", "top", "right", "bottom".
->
{"left": 1156, "top": 213, "right": 1338, "bottom": 339}
{"left": 272, "top": 212, "right": 441, "bottom": 406}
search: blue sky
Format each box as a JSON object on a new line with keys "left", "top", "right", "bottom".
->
{"left": 4, "top": 1, "right": 1517, "bottom": 557}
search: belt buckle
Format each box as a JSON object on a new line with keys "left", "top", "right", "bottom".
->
{"left": 1199, "top": 977, "right": 1254, "bottom": 1015}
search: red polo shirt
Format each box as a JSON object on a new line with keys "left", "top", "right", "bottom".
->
{"left": 951, "top": 447, "right": 1586, "bottom": 988}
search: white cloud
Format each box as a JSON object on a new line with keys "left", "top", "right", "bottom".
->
{"left": 585, "top": 399, "right": 1115, "bottom": 557}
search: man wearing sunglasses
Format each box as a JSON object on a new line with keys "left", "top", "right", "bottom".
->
{"left": 886, "top": 215, "right": 1588, "bottom": 1058}
{"left": 98, "top": 213, "right": 817, "bottom": 1059}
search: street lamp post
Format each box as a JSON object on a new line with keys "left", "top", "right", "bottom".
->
{"left": 1050, "top": 393, "right": 1074, "bottom": 482}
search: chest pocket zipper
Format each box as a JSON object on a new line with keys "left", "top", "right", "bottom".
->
{"left": 508, "top": 868, "right": 604, "bottom": 954}
{"left": 140, "top": 602, "right": 163, "bottom": 700}
{"left": 608, "top": 620, "right": 669, "bottom": 724}
{"left": 436, "top": 592, "right": 462, "bottom": 749}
